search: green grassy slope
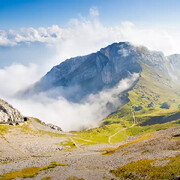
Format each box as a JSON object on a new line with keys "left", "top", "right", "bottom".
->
{"left": 75, "top": 63, "right": 180, "bottom": 144}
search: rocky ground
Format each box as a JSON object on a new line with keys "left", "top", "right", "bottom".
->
{"left": 0, "top": 119, "right": 179, "bottom": 180}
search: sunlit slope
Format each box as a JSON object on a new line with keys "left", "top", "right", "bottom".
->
{"left": 76, "top": 62, "right": 180, "bottom": 144}
{"left": 104, "top": 63, "right": 180, "bottom": 125}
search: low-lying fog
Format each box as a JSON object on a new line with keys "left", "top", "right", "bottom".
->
{"left": 0, "top": 62, "right": 139, "bottom": 131}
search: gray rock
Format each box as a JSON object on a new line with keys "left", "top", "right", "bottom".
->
{"left": 148, "top": 102, "right": 154, "bottom": 108}
{"left": 160, "top": 102, "right": 170, "bottom": 109}
{"left": 0, "top": 99, "right": 25, "bottom": 123}
{"left": 46, "top": 123, "right": 62, "bottom": 131}
{"left": 172, "top": 175, "right": 180, "bottom": 180}
{"left": 167, "top": 54, "right": 180, "bottom": 81}
{"left": 135, "top": 106, "right": 142, "bottom": 111}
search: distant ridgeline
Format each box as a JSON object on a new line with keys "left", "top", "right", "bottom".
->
{"left": 0, "top": 99, "right": 27, "bottom": 125}
{"left": 23, "top": 42, "right": 180, "bottom": 103}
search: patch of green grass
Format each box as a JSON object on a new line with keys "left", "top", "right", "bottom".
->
{"left": 110, "top": 155, "right": 180, "bottom": 180}
{"left": 73, "top": 138, "right": 97, "bottom": 146}
{"left": 36, "top": 129, "right": 65, "bottom": 137}
{"left": 60, "top": 138, "right": 77, "bottom": 148}
{"left": 0, "top": 162, "right": 68, "bottom": 180}
{"left": 0, "top": 124, "right": 12, "bottom": 135}
{"left": 126, "top": 120, "right": 180, "bottom": 136}
{"left": 75, "top": 118, "right": 179, "bottom": 146}
{"left": 110, "top": 129, "right": 128, "bottom": 144}
{"left": 76, "top": 123, "right": 126, "bottom": 144}
{"left": 67, "top": 177, "right": 85, "bottom": 180}
{"left": 103, "top": 133, "right": 153, "bottom": 155}
{"left": 41, "top": 177, "right": 53, "bottom": 180}
{"left": 16, "top": 119, "right": 65, "bottom": 137}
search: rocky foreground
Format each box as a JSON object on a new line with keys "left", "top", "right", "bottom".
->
{"left": 0, "top": 99, "right": 25, "bottom": 124}
{"left": 0, "top": 118, "right": 179, "bottom": 180}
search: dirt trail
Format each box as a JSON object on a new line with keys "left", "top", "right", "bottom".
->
{"left": 108, "top": 106, "right": 136, "bottom": 144}
{"left": 69, "top": 137, "right": 80, "bottom": 148}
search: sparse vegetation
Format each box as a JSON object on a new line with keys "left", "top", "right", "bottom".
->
{"left": 67, "top": 176, "right": 85, "bottom": 180}
{"left": 110, "top": 155, "right": 180, "bottom": 180}
{"left": 0, "top": 162, "right": 68, "bottom": 180}
{"left": 0, "top": 124, "right": 12, "bottom": 135}
{"left": 60, "top": 138, "right": 77, "bottom": 148}
{"left": 41, "top": 177, "right": 53, "bottom": 180}
{"left": 103, "top": 133, "right": 153, "bottom": 155}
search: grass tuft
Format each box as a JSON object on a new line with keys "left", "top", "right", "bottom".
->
{"left": 0, "top": 162, "right": 68, "bottom": 180}
{"left": 110, "top": 155, "right": 180, "bottom": 180}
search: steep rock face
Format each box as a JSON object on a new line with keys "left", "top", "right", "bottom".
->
{"left": 168, "top": 54, "right": 180, "bottom": 68}
{"left": 25, "top": 42, "right": 170, "bottom": 102}
{"left": 0, "top": 99, "right": 24, "bottom": 123}
{"left": 167, "top": 54, "right": 180, "bottom": 80}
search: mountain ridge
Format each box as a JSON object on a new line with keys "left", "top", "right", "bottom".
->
{"left": 23, "top": 42, "right": 178, "bottom": 102}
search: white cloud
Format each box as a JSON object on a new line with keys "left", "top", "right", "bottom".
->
{"left": 11, "top": 25, "right": 63, "bottom": 44}
{"left": 9, "top": 74, "right": 139, "bottom": 131}
{"left": 0, "top": 31, "right": 17, "bottom": 46}
{"left": 1, "top": 11, "right": 180, "bottom": 57}
{"left": 0, "top": 58, "right": 139, "bottom": 131}
{"left": 89, "top": 6, "right": 99, "bottom": 17}
{"left": 0, "top": 63, "right": 40, "bottom": 98}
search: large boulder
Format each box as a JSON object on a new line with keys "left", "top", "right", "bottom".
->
{"left": 160, "top": 102, "right": 170, "bottom": 109}
{"left": 135, "top": 106, "right": 142, "bottom": 111}
{"left": 46, "top": 123, "right": 62, "bottom": 131}
{"left": 0, "top": 99, "right": 24, "bottom": 123}
{"left": 148, "top": 102, "right": 154, "bottom": 108}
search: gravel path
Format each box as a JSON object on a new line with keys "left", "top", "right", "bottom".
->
{"left": 108, "top": 106, "right": 136, "bottom": 144}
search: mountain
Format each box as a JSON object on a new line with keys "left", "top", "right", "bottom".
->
{"left": 21, "top": 41, "right": 180, "bottom": 129}
{"left": 0, "top": 98, "right": 25, "bottom": 124}
{"left": 167, "top": 54, "right": 180, "bottom": 80}
{"left": 168, "top": 54, "right": 180, "bottom": 69}
{"left": 24, "top": 42, "right": 176, "bottom": 103}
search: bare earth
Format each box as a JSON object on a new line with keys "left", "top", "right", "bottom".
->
{"left": 0, "top": 119, "right": 180, "bottom": 180}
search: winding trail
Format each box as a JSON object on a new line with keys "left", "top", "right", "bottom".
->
{"left": 75, "top": 137, "right": 98, "bottom": 143}
{"left": 108, "top": 127, "right": 126, "bottom": 144}
{"left": 131, "top": 106, "right": 136, "bottom": 124}
{"left": 108, "top": 106, "right": 136, "bottom": 144}
{"left": 69, "top": 137, "right": 80, "bottom": 148}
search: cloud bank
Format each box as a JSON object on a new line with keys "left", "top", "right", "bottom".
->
{"left": 0, "top": 63, "right": 40, "bottom": 98}
{"left": 10, "top": 74, "right": 139, "bottom": 131}
{"left": 0, "top": 17, "right": 180, "bottom": 57}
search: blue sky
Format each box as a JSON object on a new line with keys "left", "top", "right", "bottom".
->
{"left": 0, "top": 0, "right": 180, "bottom": 68}
{"left": 0, "top": 0, "right": 180, "bottom": 29}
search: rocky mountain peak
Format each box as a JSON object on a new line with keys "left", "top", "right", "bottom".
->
{"left": 23, "top": 42, "right": 172, "bottom": 102}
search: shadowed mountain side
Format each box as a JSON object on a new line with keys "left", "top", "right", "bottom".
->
{"left": 22, "top": 42, "right": 177, "bottom": 103}
{"left": 140, "top": 111, "right": 180, "bottom": 126}
{"left": 22, "top": 42, "right": 145, "bottom": 102}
